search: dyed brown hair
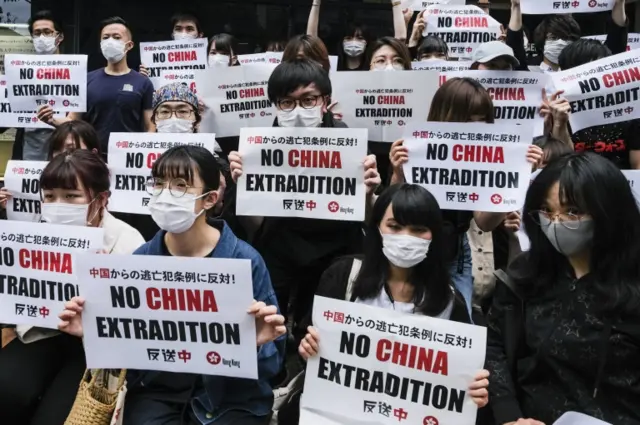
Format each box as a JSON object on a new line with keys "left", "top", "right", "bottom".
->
{"left": 427, "top": 77, "right": 495, "bottom": 123}
{"left": 40, "top": 149, "right": 110, "bottom": 197}
{"left": 47, "top": 120, "right": 101, "bottom": 160}
{"left": 366, "top": 36, "right": 413, "bottom": 71}
{"left": 283, "top": 34, "right": 330, "bottom": 72}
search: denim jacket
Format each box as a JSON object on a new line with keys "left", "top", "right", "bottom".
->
{"left": 128, "top": 219, "right": 285, "bottom": 423}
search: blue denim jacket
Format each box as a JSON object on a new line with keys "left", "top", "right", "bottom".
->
{"left": 128, "top": 219, "right": 285, "bottom": 424}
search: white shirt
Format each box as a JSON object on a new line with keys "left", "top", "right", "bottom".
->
{"left": 355, "top": 287, "right": 455, "bottom": 320}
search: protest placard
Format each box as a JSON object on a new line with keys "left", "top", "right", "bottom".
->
{"left": 331, "top": 71, "right": 437, "bottom": 143}
{"left": 583, "top": 33, "right": 640, "bottom": 52}
{"left": 149, "top": 69, "right": 202, "bottom": 92}
{"left": 5, "top": 54, "right": 87, "bottom": 112}
{"left": 550, "top": 50, "right": 640, "bottom": 133}
{"left": 403, "top": 122, "right": 532, "bottom": 212}
{"left": 140, "top": 38, "right": 208, "bottom": 79}
{"left": 198, "top": 65, "right": 277, "bottom": 137}
{"left": 622, "top": 170, "right": 640, "bottom": 205}
{"left": 0, "top": 75, "right": 62, "bottom": 128}
{"left": 442, "top": 71, "right": 547, "bottom": 136}
{"left": 0, "top": 220, "right": 103, "bottom": 329}
{"left": 107, "top": 133, "right": 219, "bottom": 215}
{"left": 405, "top": 0, "right": 466, "bottom": 11}
{"left": 521, "top": 0, "right": 613, "bottom": 14}
{"left": 4, "top": 160, "right": 47, "bottom": 222}
{"left": 76, "top": 253, "right": 258, "bottom": 378}
{"left": 423, "top": 5, "right": 501, "bottom": 60}
{"left": 412, "top": 59, "right": 471, "bottom": 72}
{"left": 0, "top": 35, "right": 34, "bottom": 74}
{"left": 237, "top": 52, "right": 338, "bottom": 71}
{"left": 236, "top": 127, "right": 368, "bottom": 221}
{"left": 300, "top": 296, "right": 487, "bottom": 425}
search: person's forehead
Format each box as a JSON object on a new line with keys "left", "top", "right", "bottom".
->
{"left": 175, "top": 20, "right": 197, "bottom": 29}
{"left": 374, "top": 45, "right": 398, "bottom": 57}
{"left": 158, "top": 100, "right": 191, "bottom": 109}
{"left": 102, "top": 23, "right": 129, "bottom": 37}
{"left": 286, "top": 83, "right": 319, "bottom": 97}
{"left": 33, "top": 19, "right": 55, "bottom": 30}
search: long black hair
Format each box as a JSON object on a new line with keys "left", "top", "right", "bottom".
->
{"left": 352, "top": 184, "right": 452, "bottom": 316}
{"left": 522, "top": 152, "right": 640, "bottom": 315}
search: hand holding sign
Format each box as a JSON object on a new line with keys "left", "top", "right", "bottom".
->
{"left": 469, "top": 370, "right": 490, "bottom": 408}
{"left": 58, "top": 296, "right": 85, "bottom": 338}
{"left": 363, "top": 155, "right": 381, "bottom": 196}
{"left": 504, "top": 211, "right": 522, "bottom": 232}
{"left": 526, "top": 145, "right": 544, "bottom": 169}
{"left": 229, "top": 151, "right": 243, "bottom": 184}
{"left": 248, "top": 300, "right": 286, "bottom": 347}
{"left": 0, "top": 187, "right": 12, "bottom": 209}
{"left": 36, "top": 104, "right": 55, "bottom": 126}
{"left": 299, "top": 326, "right": 320, "bottom": 360}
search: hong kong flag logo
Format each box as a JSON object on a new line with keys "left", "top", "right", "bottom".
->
{"left": 588, "top": 0, "right": 597, "bottom": 7}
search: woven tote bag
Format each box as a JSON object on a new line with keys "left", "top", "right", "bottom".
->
{"left": 64, "top": 369, "right": 127, "bottom": 425}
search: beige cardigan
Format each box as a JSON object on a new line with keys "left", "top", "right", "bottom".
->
{"left": 16, "top": 212, "right": 146, "bottom": 344}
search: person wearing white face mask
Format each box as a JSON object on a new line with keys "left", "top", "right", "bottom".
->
{"left": 151, "top": 82, "right": 201, "bottom": 134}
{"left": 59, "top": 145, "right": 286, "bottom": 425}
{"left": 228, "top": 59, "right": 381, "bottom": 379}
{"left": 0, "top": 150, "right": 144, "bottom": 425}
{"left": 294, "top": 184, "right": 491, "bottom": 424}
{"left": 38, "top": 17, "right": 155, "bottom": 160}
{"left": 208, "top": 33, "right": 240, "bottom": 67}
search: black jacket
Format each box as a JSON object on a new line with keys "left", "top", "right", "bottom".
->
{"left": 486, "top": 254, "right": 640, "bottom": 425}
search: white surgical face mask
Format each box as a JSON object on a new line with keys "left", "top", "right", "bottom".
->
{"left": 208, "top": 54, "right": 229, "bottom": 67}
{"left": 149, "top": 190, "right": 210, "bottom": 234}
{"left": 41, "top": 203, "right": 89, "bottom": 227}
{"left": 101, "top": 38, "right": 127, "bottom": 63}
{"left": 33, "top": 35, "right": 58, "bottom": 54}
{"left": 373, "top": 63, "right": 404, "bottom": 71}
{"left": 381, "top": 233, "right": 431, "bottom": 269}
{"left": 343, "top": 40, "right": 366, "bottom": 57}
{"left": 156, "top": 117, "right": 194, "bottom": 133}
{"left": 277, "top": 105, "right": 323, "bottom": 128}
{"left": 544, "top": 39, "right": 570, "bottom": 65}
{"left": 173, "top": 32, "right": 197, "bottom": 41}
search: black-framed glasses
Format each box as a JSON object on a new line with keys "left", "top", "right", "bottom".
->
{"left": 277, "top": 95, "right": 323, "bottom": 112}
{"left": 33, "top": 29, "right": 57, "bottom": 37}
{"left": 155, "top": 109, "right": 194, "bottom": 120}
{"left": 529, "top": 210, "right": 585, "bottom": 230}
{"left": 146, "top": 177, "right": 202, "bottom": 198}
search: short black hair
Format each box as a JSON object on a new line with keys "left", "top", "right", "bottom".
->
{"left": 152, "top": 145, "right": 220, "bottom": 195}
{"left": 171, "top": 12, "right": 202, "bottom": 34}
{"left": 533, "top": 15, "right": 580, "bottom": 53}
{"left": 558, "top": 39, "right": 611, "bottom": 70}
{"left": 99, "top": 16, "right": 132, "bottom": 39}
{"left": 267, "top": 59, "right": 332, "bottom": 103}
{"left": 28, "top": 10, "right": 63, "bottom": 35}
{"left": 417, "top": 35, "right": 449, "bottom": 59}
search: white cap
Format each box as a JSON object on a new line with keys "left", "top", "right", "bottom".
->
{"left": 472, "top": 41, "right": 519, "bottom": 67}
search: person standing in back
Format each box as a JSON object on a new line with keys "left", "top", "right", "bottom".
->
{"left": 38, "top": 16, "right": 155, "bottom": 159}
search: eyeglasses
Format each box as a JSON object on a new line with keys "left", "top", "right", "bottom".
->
{"left": 277, "top": 95, "right": 323, "bottom": 112}
{"left": 529, "top": 210, "right": 586, "bottom": 230}
{"left": 156, "top": 109, "right": 194, "bottom": 120}
{"left": 33, "top": 30, "right": 57, "bottom": 37}
{"left": 146, "top": 177, "right": 202, "bottom": 198}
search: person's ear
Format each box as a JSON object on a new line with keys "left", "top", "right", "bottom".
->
{"left": 202, "top": 190, "right": 219, "bottom": 211}
{"left": 322, "top": 96, "right": 330, "bottom": 114}
{"left": 125, "top": 40, "right": 134, "bottom": 52}
{"left": 198, "top": 32, "right": 204, "bottom": 39}
{"left": 57, "top": 32, "right": 64, "bottom": 46}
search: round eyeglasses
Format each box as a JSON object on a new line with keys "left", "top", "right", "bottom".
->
{"left": 146, "top": 177, "right": 202, "bottom": 198}
{"left": 529, "top": 210, "right": 586, "bottom": 230}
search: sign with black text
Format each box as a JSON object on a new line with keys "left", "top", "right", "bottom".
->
{"left": 236, "top": 127, "right": 368, "bottom": 221}
{"left": 521, "top": 0, "right": 613, "bottom": 14}
{"left": 140, "top": 39, "right": 208, "bottom": 78}
{"left": 4, "top": 160, "right": 47, "bottom": 222}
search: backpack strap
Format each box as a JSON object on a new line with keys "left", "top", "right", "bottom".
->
{"left": 345, "top": 259, "right": 362, "bottom": 301}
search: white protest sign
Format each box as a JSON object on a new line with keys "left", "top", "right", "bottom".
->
{"left": 515, "top": 168, "right": 542, "bottom": 252}
{"left": 424, "top": 5, "right": 501, "bottom": 60}
{"left": 107, "top": 133, "right": 219, "bottom": 215}
{"left": 5, "top": 54, "right": 87, "bottom": 112}
{"left": 0, "top": 75, "right": 61, "bottom": 128}
{"left": 553, "top": 412, "right": 611, "bottom": 425}
{"left": 331, "top": 70, "right": 438, "bottom": 143}
{"left": 300, "top": 296, "right": 487, "bottom": 425}
{"left": 403, "top": 122, "right": 532, "bottom": 212}
{"left": 0, "top": 220, "right": 103, "bottom": 329}
{"left": 0, "top": 35, "right": 34, "bottom": 74}
{"left": 583, "top": 33, "right": 640, "bottom": 52}
{"left": 405, "top": 0, "right": 466, "bottom": 11}
{"left": 551, "top": 50, "right": 640, "bottom": 133}
{"left": 622, "top": 170, "right": 640, "bottom": 205}
{"left": 521, "top": 0, "right": 613, "bottom": 14}
{"left": 198, "top": 65, "right": 276, "bottom": 138}
{"left": 76, "top": 254, "right": 258, "bottom": 378}
{"left": 140, "top": 38, "right": 208, "bottom": 79}
{"left": 412, "top": 59, "right": 471, "bottom": 72}
{"left": 442, "top": 71, "right": 547, "bottom": 136}
{"left": 236, "top": 127, "right": 368, "bottom": 221}
{"left": 237, "top": 52, "right": 338, "bottom": 71}
{"left": 149, "top": 69, "right": 202, "bottom": 92}
{"left": 4, "top": 160, "right": 47, "bottom": 222}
